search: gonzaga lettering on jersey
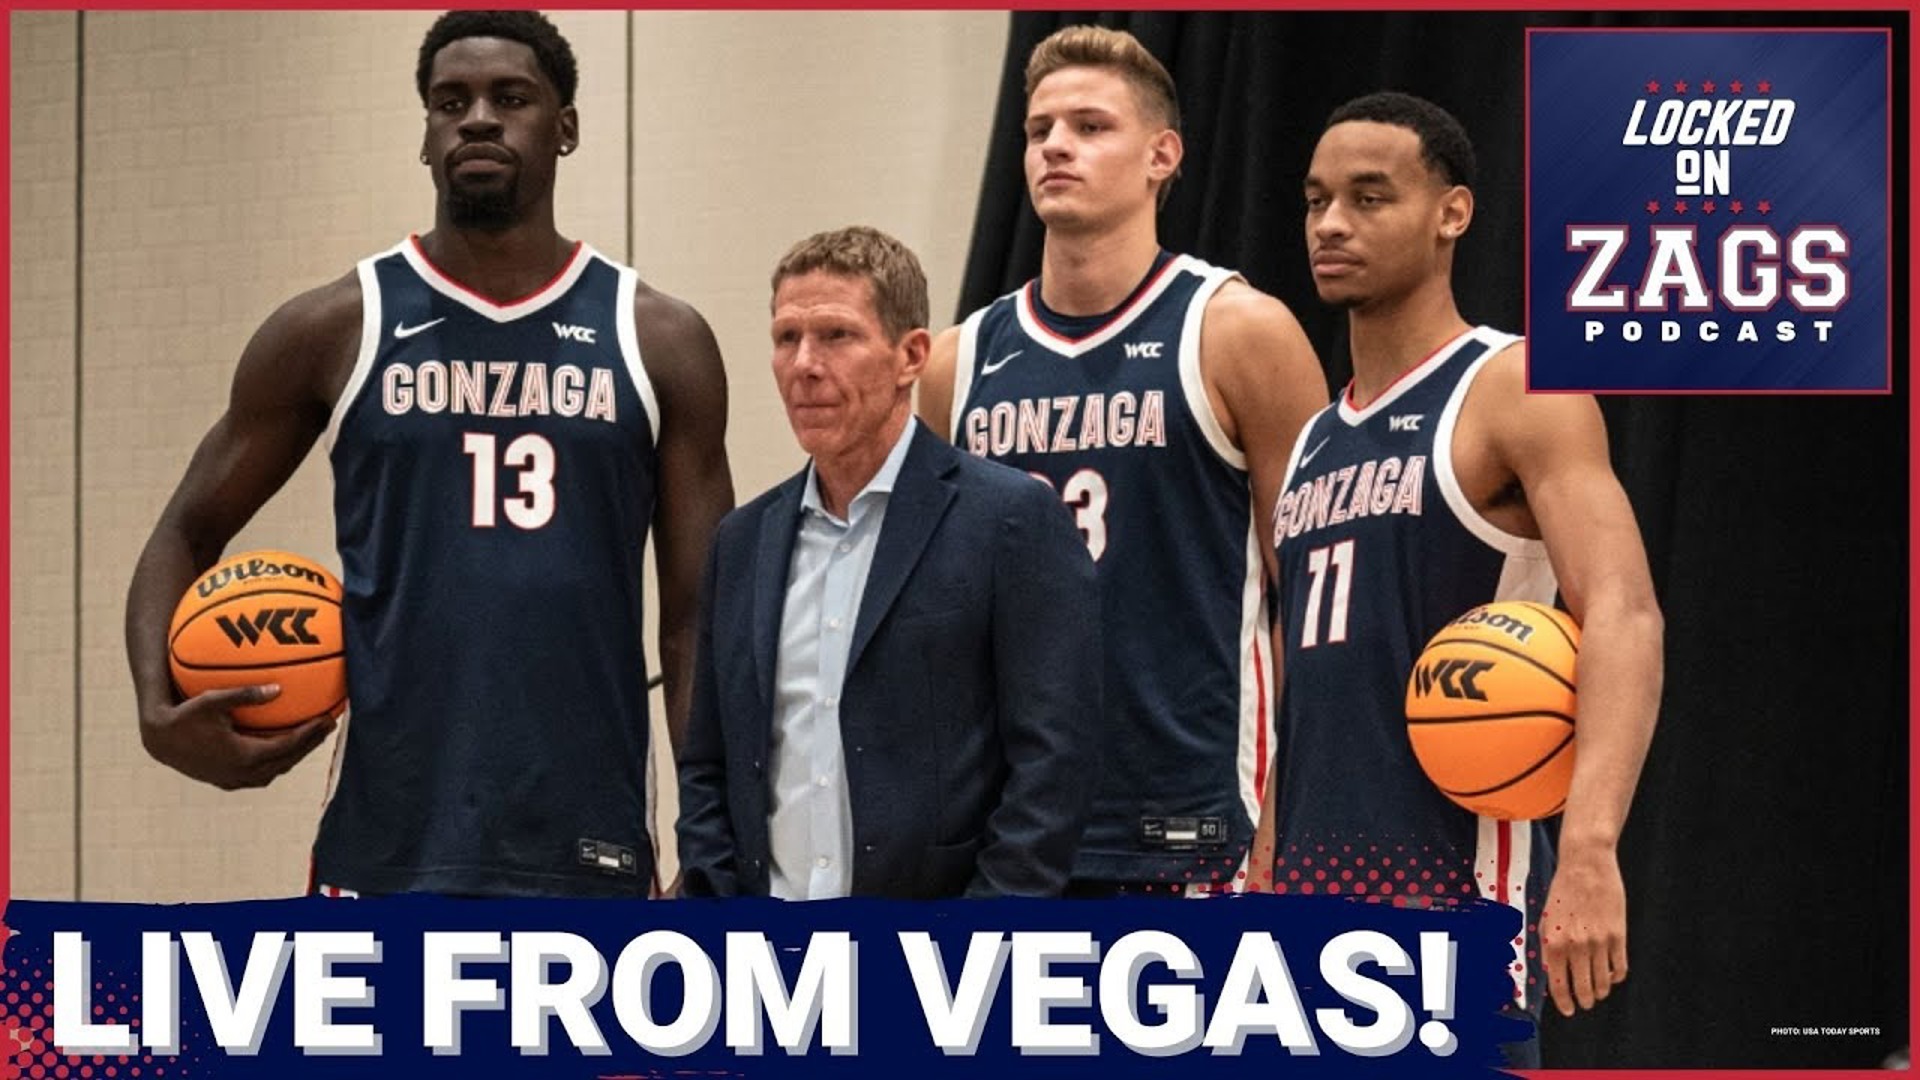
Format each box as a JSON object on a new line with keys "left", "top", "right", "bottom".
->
{"left": 953, "top": 253, "right": 1273, "bottom": 883}
{"left": 1272, "top": 325, "right": 1553, "bottom": 1004}
{"left": 318, "top": 237, "right": 661, "bottom": 897}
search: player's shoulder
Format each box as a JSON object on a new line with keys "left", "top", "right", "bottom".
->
{"left": 257, "top": 270, "right": 363, "bottom": 356}
{"left": 1201, "top": 276, "right": 1307, "bottom": 339}
{"left": 1467, "top": 333, "right": 1533, "bottom": 400}
{"left": 627, "top": 273, "right": 716, "bottom": 344}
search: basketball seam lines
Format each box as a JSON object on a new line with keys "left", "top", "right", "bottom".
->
{"left": 1514, "top": 601, "right": 1579, "bottom": 652}
{"left": 1441, "top": 731, "right": 1575, "bottom": 798}
{"left": 1418, "top": 636, "right": 1576, "bottom": 692}
{"left": 171, "top": 652, "right": 346, "bottom": 673}
{"left": 1407, "top": 709, "right": 1575, "bottom": 725}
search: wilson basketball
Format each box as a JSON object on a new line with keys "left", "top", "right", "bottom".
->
{"left": 168, "top": 550, "right": 347, "bottom": 731}
{"left": 1404, "top": 601, "right": 1580, "bottom": 820}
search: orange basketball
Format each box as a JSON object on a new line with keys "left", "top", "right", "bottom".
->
{"left": 1404, "top": 601, "right": 1580, "bottom": 820}
{"left": 168, "top": 550, "right": 347, "bottom": 731}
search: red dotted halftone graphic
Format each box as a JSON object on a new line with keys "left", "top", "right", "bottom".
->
{"left": 1263, "top": 842, "right": 1479, "bottom": 903}
{"left": 1134, "top": 854, "right": 1254, "bottom": 897}
{"left": 0, "top": 964, "right": 188, "bottom": 1079}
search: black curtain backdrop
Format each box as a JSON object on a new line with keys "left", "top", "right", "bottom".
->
{"left": 958, "top": 11, "right": 1909, "bottom": 1069}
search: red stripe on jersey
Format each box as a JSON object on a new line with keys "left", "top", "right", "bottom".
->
{"left": 408, "top": 234, "right": 585, "bottom": 309}
{"left": 1020, "top": 256, "right": 1182, "bottom": 345}
{"left": 1344, "top": 330, "right": 1472, "bottom": 411}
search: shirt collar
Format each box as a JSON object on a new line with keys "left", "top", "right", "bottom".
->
{"left": 801, "top": 416, "right": 918, "bottom": 520}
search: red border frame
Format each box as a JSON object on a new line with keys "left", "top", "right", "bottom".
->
{"left": 1522, "top": 26, "right": 1897, "bottom": 396}
{"left": 1, "top": 6, "right": 1909, "bottom": 1078}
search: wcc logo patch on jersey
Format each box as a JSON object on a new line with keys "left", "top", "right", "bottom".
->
{"left": 1526, "top": 29, "right": 1890, "bottom": 392}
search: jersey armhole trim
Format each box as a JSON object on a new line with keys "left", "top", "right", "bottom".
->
{"left": 1432, "top": 329, "right": 1542, "bottom": 558}
{"left": 324, "top": 253, "right": 389, "bottom": 453}
{"left": 615, "top": 263, "right": 662, "bottom": 447}
{"left": 1177, "top": 267, "right": 1247, "bottom": 472}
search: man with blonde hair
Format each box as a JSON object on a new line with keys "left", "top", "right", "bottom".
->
{"left": 679, "top": 226, "right": 1100, "bottom": 899}
{"left": 920, "top": 25, "right": 1327, "bottom": 896}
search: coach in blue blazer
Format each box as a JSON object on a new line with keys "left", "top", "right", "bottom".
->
{"left": 677, "top": 227, "right": 1099, "bottom": 899}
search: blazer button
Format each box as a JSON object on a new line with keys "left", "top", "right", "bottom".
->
{"left": 862, "top": 843, "right": 875, "bottom": 854}
{"left": 752, "top": 759, "right": 764, "bottom": 772}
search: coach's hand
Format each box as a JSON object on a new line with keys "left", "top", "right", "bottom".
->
{"left": 140, "top": 684, "right": 338, "bottom": 791}
{"left": 1540, "top": 842, "right": 1628, "bottom": 1017}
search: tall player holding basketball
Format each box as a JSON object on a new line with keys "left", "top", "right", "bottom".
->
{"left": 1263, "top": 91, "right": 1662, "bottom": 1052}
{"left": 919, "top": 26, "right": 1326, "bottom": 896}
{"left": 124, "top": 11, "right": 734, "bottom": 897}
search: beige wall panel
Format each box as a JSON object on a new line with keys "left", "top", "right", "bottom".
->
{"left": 9, "top": 11, "right": 80, "bottom": 900}
{"left": 626, "top": 12, "right": 1009, "bottom": 502}
{"left": 74, "top": 12, "right": 628, "bottom": 900}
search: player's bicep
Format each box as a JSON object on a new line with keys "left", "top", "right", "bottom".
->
{"left": 1207, "top": 293, "right": 1329, "bottom": 579}
{"left": 1499, "top": 374, "right": 1652, "bottom": 621}
{"left": 642, "top": 300, "right": 736, "bottom": 613}
{"left": 161, "top": 295, "right": 344, "bottom": 557}
{"left": 916, "top": 326, "right": 962, "bottom": 442}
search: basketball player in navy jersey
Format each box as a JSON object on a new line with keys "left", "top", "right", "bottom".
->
{"left": 1261, "top": 92, "right": 1663, "bottom": 1046}
{"left": 919, "top": 25, "right": 1326, "bottom": 896}
{"left": 123, "top": 11, "right": 734, "bottom": 897}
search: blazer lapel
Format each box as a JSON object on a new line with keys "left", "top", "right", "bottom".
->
{"left": 847, "top": 428, "right": 957, "bottom": 674}
{"left": 752, "top": 475, "right": 806, "bottom": 716}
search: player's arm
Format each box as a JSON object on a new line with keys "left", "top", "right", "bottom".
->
{"left": 1200, "top": 281, "right": 1327, "bottom": 585}
{"left": 674, "top": 533, "right": 740, "bottom": 897}
{"left": 633, "top": 288, "right": 735, "bottom": 756}
{"left": 1481, "top": 343, "right": 1664, "bottom": 1016}
{"left": 123, "top": 276, "right": 359, "bottom": 790}
{"left": 1201, "top": 282, "right": 1327, "bottom": 889}
{"left": 913, "top": 326, "right": 962, "bottom": 443}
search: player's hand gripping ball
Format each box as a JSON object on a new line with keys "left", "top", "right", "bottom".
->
{"left": 1405, "top": 601, "right": 1579, "bottom": 820}
{"left": 168, "top": 550, "right": 347, "bottom": 731}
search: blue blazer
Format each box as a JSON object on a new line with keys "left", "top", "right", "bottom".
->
{"left": 677, "top": 423, "right": 1100, "bottom": 898}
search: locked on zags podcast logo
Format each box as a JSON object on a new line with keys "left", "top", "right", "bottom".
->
{"left": 1526, "top": 29, "right": 1889, "bottom": 392}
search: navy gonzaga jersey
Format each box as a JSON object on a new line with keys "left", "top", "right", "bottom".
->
{"left": 953, "top": 253, "right": 1272, "bottom": 884}
{"left": 317, "top": 238, "right": 659, "bottom": 897}
{"left": 1273, "top": 325, "right": 1553, "bottom": 1004}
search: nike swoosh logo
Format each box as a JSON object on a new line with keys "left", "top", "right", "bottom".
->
{"left": 1297, "top": 436, "right": 1332, "bottom": 470}
{"left": 393, "top": 318, "right": 446, "bottom": 339}
{"left": 979, "top": 350, "right": 1021, "bottom": 377}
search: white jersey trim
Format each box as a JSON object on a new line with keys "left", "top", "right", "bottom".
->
{"left": 615, "top": 264, "right": 662, "bottom": 447}
{"left": 1235, "top": 518, "right": 1274, "bottom": 834}
{"left": 1012, "top": 253, "right": 1192, "bottom": 359}
{"left": 397, "top": 234, "right": 595, "bottom": 323}
{"left": 1336, "top": 325, "right": 1479, "bottom": 426}
{"left": 949, "top": 305, "right": 990, "bottom": 442}
{"left": 1432, "top": 328, "right": 1545, "bottom": 559}
{"left": 1176, "top": 264, "right": 1247, "bottom": 471}
{"left": 323, "top": 250, "right": 393, "bottom": 453}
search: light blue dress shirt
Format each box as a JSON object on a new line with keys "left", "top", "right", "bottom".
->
{"left": 767, "top": 417, "right": 919, "bottom": 900}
